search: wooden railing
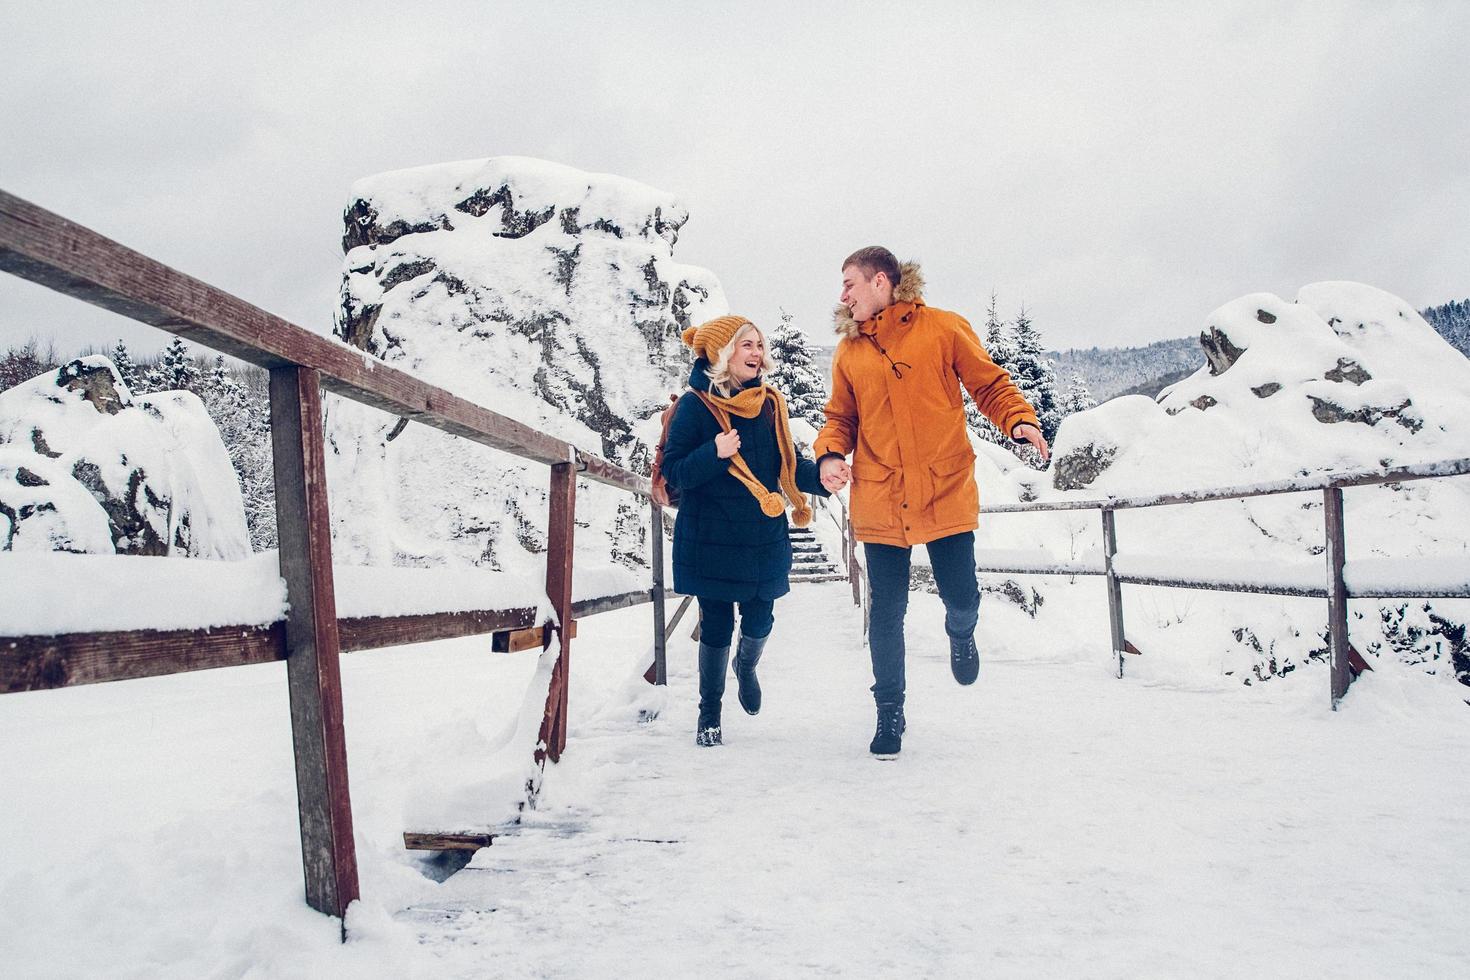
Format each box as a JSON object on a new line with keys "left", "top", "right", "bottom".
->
{"left": 974, "top": 457, "right": 1470, "bottom": 708}
{"left": 0, "top": 189, "right": 681, "bottom": 924}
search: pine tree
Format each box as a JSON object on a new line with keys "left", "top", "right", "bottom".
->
{"left": 961, "top": 292, "right": 1012, "bottom": 447}
{"left": 199, "top": 362, "right": 276, "bottom": 551}
{"left": 767, "top": 309, "right": 828, "bottom": 427}
{"left": 1008, "top": 304, "right": 1064, "bottom": 446}
{"left": 110, "top": 339, "right": 142, "bottom": 395}
{"left": 0, "top": 339, "right": 58, "bottom": 392}
{"left": 983, "top": 290, "right": 1013, "bottom": 365}
{"left": 1060, "top": 372, "right": 1096, "bottom": 416}
{"left": 146, "top": 337, "right": 203, "bottom": 393}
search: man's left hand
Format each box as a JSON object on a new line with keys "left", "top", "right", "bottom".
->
{"left": 1012, "top": 423, "right": 1050, "bottom": 462}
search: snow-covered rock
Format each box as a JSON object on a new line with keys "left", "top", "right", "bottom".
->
{"left": 329, "top": 156, "right": 726, "bottom": 573}
{"left": 987, "top": 283, "right": 1470, "bottom": 691}
{"left": 0, "top": 357, "right": 251, "bottom": 559}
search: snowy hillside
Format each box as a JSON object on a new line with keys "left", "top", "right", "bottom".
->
{"left": 1049, "top": 336, "right": 1199, "bottom": 402}
{"left": 975, "top": 282, "right": 1470, "bottom": 692}
{"left": 329, "top": 156, "right": 726, "bottom": 574}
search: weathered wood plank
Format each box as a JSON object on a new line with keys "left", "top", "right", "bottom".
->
{"left": 1113, "top": 573, "right": 1329, "bottom": 598}
{"left": 650, "top": 502, "right": 668, "bottom": 686}
{"left": 342, "top": 607, "right": 537, "bottom": 653}
{"left": 571, "top": 590, "right": 652, "bottom": 620}
{"left": 270, "top": 365, "right": 358, "bottom": 919}
{"left": 403, "top": 832, "right": 498, "bottom": 851}
{"left": 0, "top": 189, "right": 647, "bottom": 495}
{"left": 1102, "top": 508, "right": 1126, "bottom": 680}
{"left": 0, "top": 625, "right": 285, "bottom": 693}
{"left": 984, "top": 457, "right": 1470, "bottom": 514}
{"left": 1324, "top": 487, "right": 1352, "bottom": 709}
{"left": 0, "top": 606, "right": 544, "bottom": 694}
{"left": 536, "top": 462, "right": 576, "bottom": 766}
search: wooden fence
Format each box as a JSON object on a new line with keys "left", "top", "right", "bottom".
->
{"left": 0, "top": 189, "right": 682, "bottom": 924}
{"left": 973, "top": 458, "right": 1470, "bottom": 708}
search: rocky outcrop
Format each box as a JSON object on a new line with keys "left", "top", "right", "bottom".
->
{"left": 1052, "top": 442, "right": 1117, "bottom": 491}
{"left": 0, "top": 357, "right": 250, "bottom": 558}
{"left": 329, "top": 156, "right": 726, "bottom": 571}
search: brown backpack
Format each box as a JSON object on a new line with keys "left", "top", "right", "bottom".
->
{"left": 650, "top": 393, "right": 682, "bottom": 507}
{"left": 650, "top": 391, "right": 724, "bottom": 507}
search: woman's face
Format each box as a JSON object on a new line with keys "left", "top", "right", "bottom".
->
{"left": 729, "top": 328, "right": 766, "bottom": 385}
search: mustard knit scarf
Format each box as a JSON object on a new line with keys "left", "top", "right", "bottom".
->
{"left": 696, "top": 384, "right": 813, "bottom": 528}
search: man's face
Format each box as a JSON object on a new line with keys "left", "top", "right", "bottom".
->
{"left": 840, "top": 264, "right": 889, "bottom": 323}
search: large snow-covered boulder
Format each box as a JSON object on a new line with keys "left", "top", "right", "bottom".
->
{"left": 1048, "top": 283, "right": 1470, "bottom": 496}
{"left": 995, "top": 283, "right": 1470, "bottom": 691}
{"left": 0, "top": 357, "right": 251, "bottom": 559}
{"left": 329, "top": 156, "right": 726, "bottom": 572}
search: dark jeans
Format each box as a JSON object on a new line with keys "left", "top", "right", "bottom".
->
{"left": 697, "top": 597, "right": 775, "bottom": 649}
{"left": 864, "top": 531, "right": 980, "bottom": 706}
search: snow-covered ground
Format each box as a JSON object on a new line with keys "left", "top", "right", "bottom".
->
{"left": 3, "top": 581, "right": 1466, "bottom": 978}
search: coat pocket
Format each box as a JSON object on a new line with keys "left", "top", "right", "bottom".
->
{"left": 929, "top": 451, "right": 978, "bottom": 527}
{"left": 851, "top": 461, "right": 898, "bottom": 535}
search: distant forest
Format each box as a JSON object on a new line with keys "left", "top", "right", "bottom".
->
{"left": 1422, "top": 297, "right": 1470, "bottom": 358}
{"left": 1049, "top": 297, "right": 1469, "bottom": 404}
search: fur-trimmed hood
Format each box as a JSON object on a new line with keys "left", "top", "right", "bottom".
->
{"left": 832, "top": 261, "right": 926, "bottom": 339}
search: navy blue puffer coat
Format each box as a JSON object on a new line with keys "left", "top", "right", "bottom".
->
{"left": 661, "top": 360, "right": 828, "bottom": 602}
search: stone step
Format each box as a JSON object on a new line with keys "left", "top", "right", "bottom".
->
{"left": 790, "top": 572, "right": 849, "bottom": 584}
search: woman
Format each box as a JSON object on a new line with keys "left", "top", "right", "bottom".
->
{"left": 661, "top": 315, "right": 829, "bottom": 747}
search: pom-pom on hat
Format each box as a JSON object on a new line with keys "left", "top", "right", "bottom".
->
{"left": 681, "top": 315, "right": 754, "bottom": 362}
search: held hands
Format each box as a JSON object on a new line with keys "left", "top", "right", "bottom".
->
{"left": 1012, "top": 423, "right": 1051, "bottom": 462}
{"left": 819, "top": 456, "right": 851, "bottom": 492}
{"left": 714, "top": 429, "right": 741, "bottom": 459}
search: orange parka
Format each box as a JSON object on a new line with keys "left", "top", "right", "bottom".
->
{"left": 814, "top": 263, "right": 1040, "bottom": 547}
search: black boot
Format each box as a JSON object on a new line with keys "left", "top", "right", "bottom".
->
{"left": 696, "top": 641, "right": 729, "bottom": 747}
{"left": 949, "top": 632, "right": 979, "bottom": 685}
{"left": 732, "top": 632, "right": 767, "bottom": 715}
{"left": 869, "top": 702, "right": 905, "bottom": 758}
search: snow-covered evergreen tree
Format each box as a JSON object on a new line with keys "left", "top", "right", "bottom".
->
{"left": 1060, "top": 372, "right": 1096, "bottom": 415}
{"left": 983, "top": 290, "right": 1013, "bottom": 365}
{"left": 960, "top": 291, "right": 1013, "bottom": 447}
{"left": 1008, "top": 305, "right": 1064, "bottom": 443}
{"left": 0, "top": 339, "right": 58, "bottom": 392}
{"left": 110, "top": 339, "right": 143, "bottom": 394}
{"left": 767, "top": 309, "right": 827, "bottom": 427}
{"left": 199, "top": 361, "right": 275, "bottom": 551}
{"left": 146, "top": 337, "right": 203, "bottom": 393}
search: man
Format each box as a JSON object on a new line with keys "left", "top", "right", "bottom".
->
{"left": 815, "top": 246, "right": 1049, "bottom": 759}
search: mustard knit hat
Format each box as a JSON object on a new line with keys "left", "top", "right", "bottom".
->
{"left": 681, "top": 315, "right": 753, "bottom": 362}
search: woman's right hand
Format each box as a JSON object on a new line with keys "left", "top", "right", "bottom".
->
{"left": 714, "top": 430, "right": 741, "bottom": 459}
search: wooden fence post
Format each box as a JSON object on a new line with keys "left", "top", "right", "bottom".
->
{"left": 649, "top": 502, "right": 668, "bottom": 686}
{"left": 1102, "top": 507, "right": 1126, "bottom": 679}
{"left": 268, "top": 366, "right": 359, "bottom": 922}
{"left": 537, "top": 461, "right": 577, "bottom": 764}
{"left": 1323, "top": 486, "right": 1351, "bottom": 709}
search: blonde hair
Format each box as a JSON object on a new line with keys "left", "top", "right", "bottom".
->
{"left": 705, "top": 322, "right": 774, "bottom": 397}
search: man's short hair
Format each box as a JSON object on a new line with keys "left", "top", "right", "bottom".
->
{"left": 842, "top": 246, "right": 901, "bottom": 287}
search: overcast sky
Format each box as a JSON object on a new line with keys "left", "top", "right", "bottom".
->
{"left": 3, "top": 0, "right": 1467, "bottom": 363}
